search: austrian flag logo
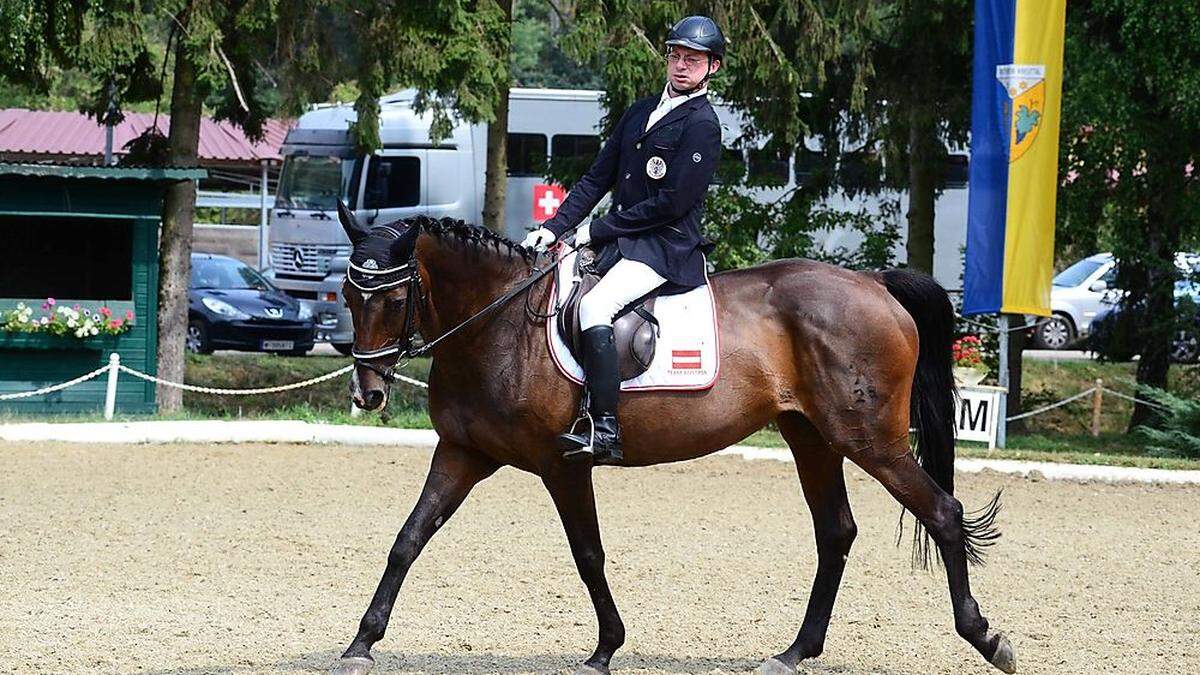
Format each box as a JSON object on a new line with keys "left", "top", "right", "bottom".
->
{"left": 671, "top": 349, "right": 702, "bottom": 370}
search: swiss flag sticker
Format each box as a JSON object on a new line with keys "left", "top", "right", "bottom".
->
{"left": 532, "top": 183, "right": 566, "bottom": 221}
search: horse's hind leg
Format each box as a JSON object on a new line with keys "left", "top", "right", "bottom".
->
{"left": 759, "top": 413, "right": 857, "bottom": 675}
{"left": 855, "top": 447, "right": 1014, "bottom": 672}
{"left": 331, "top": 441, "right": 498, "bottom": 675}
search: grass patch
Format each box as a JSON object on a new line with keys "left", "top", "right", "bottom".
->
{"left": 735, "top": 428, "right": 1200, "bottom": 470}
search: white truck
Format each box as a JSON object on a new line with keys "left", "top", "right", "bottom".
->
{"left": 266, "top": 88, "right": 969, "bottom": 353}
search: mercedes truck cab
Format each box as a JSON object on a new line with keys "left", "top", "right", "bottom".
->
{"left": 266, "top": 88, "right": 605, "bottom": 353}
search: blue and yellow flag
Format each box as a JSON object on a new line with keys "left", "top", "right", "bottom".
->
{"left": 963, "top": 0, "right": 1066, "bottom": 316}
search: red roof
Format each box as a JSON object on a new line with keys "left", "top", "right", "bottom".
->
{"left": 0, "top": 109, "right": 292, "bottom": 165}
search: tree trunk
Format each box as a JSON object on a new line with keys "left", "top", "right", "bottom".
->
{"left": 1128, "top": 205, "right": 1180, "bottom": 430}
{"left": 905, "top": 105, "right": 939, "bottom": 275}
{"left": 156, "top": 41, "right": 204, "bottom": 412}
{"left": 481, "top": 0, "right": 513, "bottom": 233}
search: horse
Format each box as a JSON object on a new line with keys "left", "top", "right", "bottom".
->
{"left": 329, "top": 207, "right": 1015, "bottom": 675}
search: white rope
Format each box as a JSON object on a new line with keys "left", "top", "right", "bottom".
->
{"left": 0, "top": 364, "right": 113, "bottom": 400}
{"left": 1100, "top": 387, "right": 1168, "bottom": 411}
{"left": 393, "top": 373, "right": 429, "bottom": 389}
{"left": 956, "top": 314, "right": 1040, "bottom": 334}
{"left": 117, "top": 363, "right": 354, "bottom": 395}
{"left": 1005, "top": 387, "right": 1097, "bottom": 422}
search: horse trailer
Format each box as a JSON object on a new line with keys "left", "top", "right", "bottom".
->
{"left": 266, "top": 88, "right": 969, "bottom": 351}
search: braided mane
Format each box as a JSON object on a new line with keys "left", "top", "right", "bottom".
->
{"left": 389, "top": 215, "right": 536, "bottom": 263}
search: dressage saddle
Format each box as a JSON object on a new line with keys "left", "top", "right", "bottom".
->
{"left": 556, "top": 244, "right": 659, "bottom": 382}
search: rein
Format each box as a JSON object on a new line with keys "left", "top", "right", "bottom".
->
{"left": 351, "top": 240, "right": 577, "bottom": 383}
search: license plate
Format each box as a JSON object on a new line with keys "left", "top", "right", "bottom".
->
{"left": 261, "top": 340, "right": 294, "bottom": 351}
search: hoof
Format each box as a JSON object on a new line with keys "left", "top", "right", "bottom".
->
{"left": 330, "top": 656, "right": 374, "bottom": 675}
{"left": 574, "top": 664, "right": 610, "bottom": 675}
{"left": 757, "top": 657, "right": 795, "bottom": 675}
{"left": 988, "top": 632, "right": 1017, "bottom": 674}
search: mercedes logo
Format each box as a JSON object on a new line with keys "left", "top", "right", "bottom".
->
{"left": 264, "top": 307, "right": 283, "bottom": 318}
{"left": 292, "top": 248, "right": 305, "bottom": 269}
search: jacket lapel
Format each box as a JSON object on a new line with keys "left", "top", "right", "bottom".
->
{"left": 637, "top": 94, "right": 707, "bottom": 141}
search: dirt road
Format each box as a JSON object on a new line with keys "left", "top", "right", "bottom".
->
{"left": 0, "top": 442, "right": 1196, "bottom": 674}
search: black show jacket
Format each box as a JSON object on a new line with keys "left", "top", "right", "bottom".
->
{"left": 544, "top": 92, "right": 721, "bottom": 289}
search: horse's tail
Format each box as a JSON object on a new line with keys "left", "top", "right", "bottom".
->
{"left": 879, "top": 268, "right": 1001, "bottom": 568}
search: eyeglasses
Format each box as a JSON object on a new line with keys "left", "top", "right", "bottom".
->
{"left": 666, "top": 53, "right": 708, "bottom": 69}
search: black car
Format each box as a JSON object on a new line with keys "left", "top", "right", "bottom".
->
{"left": 1087, "top": 281, "right": 1200, "bottom": 363}
{"left": 188, "top": 253, "right": 316, "bottom": 355}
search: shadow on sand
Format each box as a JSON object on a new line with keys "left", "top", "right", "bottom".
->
{"left": 140, "top": 649, "right": 918, "bottom": 675}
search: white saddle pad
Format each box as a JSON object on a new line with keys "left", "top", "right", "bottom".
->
{"left": 545, "top": 246, "right": 720, "bottom": 391}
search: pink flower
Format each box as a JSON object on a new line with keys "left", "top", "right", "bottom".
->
{"left": 108, "top": 320, "right": 121, "bottom": 330}
{"left": 125, "top": 310, "right": 135, "bottom": 320}
{"left": 100, "top": 307, "right": 112, "bottom": 318}
{"left": 46, "top": 298, "right": 55, "bottom": 307}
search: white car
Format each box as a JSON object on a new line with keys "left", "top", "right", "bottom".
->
{"left": 1035, "top": 252, "right": 1200, "bottom": 350}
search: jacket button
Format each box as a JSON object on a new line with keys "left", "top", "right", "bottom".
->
{"left": 624, "top": 172, "right": 630, "bottom": 179}
{"left": 635, "top": 142, "right": 642, "bottom": 149}
{"left": 617, "top": 204, "right": 623, "bottom": 211}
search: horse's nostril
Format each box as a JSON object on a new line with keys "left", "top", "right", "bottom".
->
{"left": 363, "top": 390, "right": 384, "bottom": 410}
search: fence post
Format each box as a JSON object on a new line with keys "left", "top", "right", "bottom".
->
{"left": 104, "top": 353, "right": 120, "bottom": 420}
{"left": 1091, "top": 378, "right": 1103, "bottom": 438}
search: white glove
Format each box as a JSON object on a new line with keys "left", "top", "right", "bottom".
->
{"left": 521, "top": 227, "right": 557, "bottom": 251}
{"left": 575, "top": 222, "right": 592, "bottom": 247}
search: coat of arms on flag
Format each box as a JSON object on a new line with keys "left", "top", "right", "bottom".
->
{"left": 996, "top": 64, "right": 1046, "bottom": 162}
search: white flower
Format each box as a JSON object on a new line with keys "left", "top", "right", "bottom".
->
{"left": 40, "top": 317, "right": 49, "bottom": 325}
{"left": 92, "top": 314, "right": 101, "bottom": 322}
{"left": 67, "top": 319, "right": 76, "bottom": 328}
{"left": 16, "top": 302, "right": 26, "bottom": 310}
{"left": 90, "top": 326, "right": 99, "bottom": 336}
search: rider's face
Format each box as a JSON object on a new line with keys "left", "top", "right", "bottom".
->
{"left": 666, "top": 45, "right": 720, "bottom": 93}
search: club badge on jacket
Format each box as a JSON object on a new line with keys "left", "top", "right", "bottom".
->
{"left": 646, "top": 156, "right": 667, "bottom": 180}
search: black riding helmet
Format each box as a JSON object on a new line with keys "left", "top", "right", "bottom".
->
{"left": 665, "top": 16, "right": 726, "bottom": 60}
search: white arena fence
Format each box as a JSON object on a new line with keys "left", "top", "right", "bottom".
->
{"left": 0, "top": 353, "right": 426, "bottom": 420}
{"left": 0, "top": 352, "right": 1162, "bottom": 423}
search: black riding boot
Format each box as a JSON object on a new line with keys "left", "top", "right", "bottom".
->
{"left": 557, "top": 325, "right": 623, "bottom": 465}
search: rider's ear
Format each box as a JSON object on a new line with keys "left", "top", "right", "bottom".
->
{"left": 338, "top": 200, "right": 371, "bottom": 245}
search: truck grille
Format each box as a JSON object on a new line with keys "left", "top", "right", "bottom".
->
{"left": 270, "top": 243, "right": 350, "bottom": 277}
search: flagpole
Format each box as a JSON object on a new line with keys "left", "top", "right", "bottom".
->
{"left": 996, "top": 313, "right": 1009, "bottom": 448}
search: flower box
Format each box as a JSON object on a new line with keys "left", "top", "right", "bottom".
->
{"left": 0, "top": 331, "right": 120, "bottom": 351}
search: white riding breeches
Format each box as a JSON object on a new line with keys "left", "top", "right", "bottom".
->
{"left": 579, "top": 258, "right": 667, "bottom": 330}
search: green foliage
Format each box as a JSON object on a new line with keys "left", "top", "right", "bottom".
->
{"left": 1058, "top": 0, "right": 1200, "bottom": 407}
{"left": 1135, "top": 387, "right": 1200, "bottom": 458}
{"left": 511, "top": 0, "right": 602, "bottom": 89}
{"left": 703, "top": 185, "right": 901, "bottom": 271}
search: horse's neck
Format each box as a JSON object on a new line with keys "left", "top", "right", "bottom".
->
{"left": 416, "top": 239, "right": 534, "bottom": 352}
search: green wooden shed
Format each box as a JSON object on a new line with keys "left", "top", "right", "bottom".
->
{"left": 0, "top": 162, "right": 207, "bottom": 414}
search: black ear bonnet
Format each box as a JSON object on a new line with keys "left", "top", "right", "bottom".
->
{"left": 347, "top": 224, "right": 420, "bottom": 292}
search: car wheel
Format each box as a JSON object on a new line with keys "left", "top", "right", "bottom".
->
{"left": 186, "top": 320, "right": 213, "bottom": 355}
{"left": 1032, "top": 314, "right": 1076, "bottom": 350}
{"left": 1171, "top": 330, "right": 1199, "bottom": 363}
{"left": 332, "top": 342, "right": 354, "bottom": 356}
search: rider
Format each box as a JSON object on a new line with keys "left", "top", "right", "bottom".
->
{"left": 522, "top": 16, "right": 726, "bottom": 465}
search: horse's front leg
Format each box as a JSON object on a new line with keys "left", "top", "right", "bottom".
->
{"left": 331, "top": 441, "right": 498, "bottom": 675}
{"left": 543, "top": 465, "right": 626, "bottom": 675}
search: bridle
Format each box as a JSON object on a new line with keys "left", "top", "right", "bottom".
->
{"left": 349, "top": 239, "right": 578, "bottom": 385}
{"left": 348, "top": 258, "right": 424, "bottom": 382}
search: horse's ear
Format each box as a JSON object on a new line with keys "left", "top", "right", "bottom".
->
{"left": 337, "top": 200, "right": 369, "bottom": 245}
{"left": 390, "top": 220, "right": 420, "bottom": 261}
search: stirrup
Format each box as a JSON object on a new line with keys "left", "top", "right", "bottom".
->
{"left": 557, "top": 410, "right": 596, "bottom": 460}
